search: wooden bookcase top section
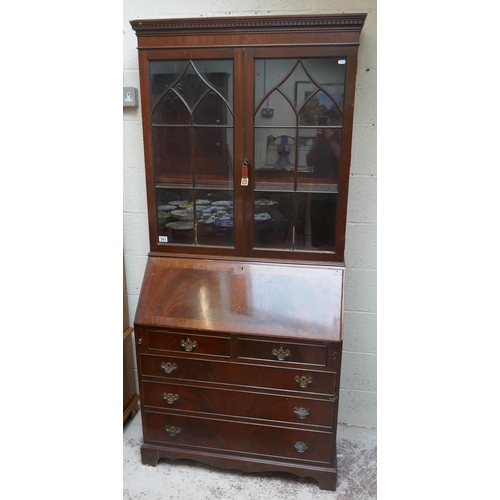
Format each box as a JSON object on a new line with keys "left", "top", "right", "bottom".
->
{"left": 130, "top": 13, "right": 367, "bottom": 47}
{"left": 135, "top": 257, "right": 344, "bottom": 342}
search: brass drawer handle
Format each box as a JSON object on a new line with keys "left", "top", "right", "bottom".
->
{"left": 180, "top": 338, "right": 197, "bottom": 352}
{"left": 160, "top": 361, "right": 178, "bottom": 374}
{"left": 294, "top": 441, "right": 308, "bottom": 453}
{"left": 294, "top": 407, "right": 310, "bottom": 419}
{"left": 165, "top": 425, "right": 182, "bottom": 437}
{"left": 295, "top": 375, "right": 312, "bottom": 388}
{"left": 163, "top": 393, "right": 179, "bottom": 405}
{"left": 272, "top": 345, "right": 290, "bottom": 361}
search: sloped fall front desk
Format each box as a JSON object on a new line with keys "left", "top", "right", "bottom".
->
{"left": 134, "top": 256, "right": 345, "bottom": 491}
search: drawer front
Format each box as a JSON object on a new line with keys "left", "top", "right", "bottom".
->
{"left": 141, "top": 380, "right": 335, "bottom": 427}
{"left": 140, "top": 354, "right": 337, "bottom": 395}
{"left": 146, "top": 329, "right": 231, "bottom": 358}
{"left": 143, "top": 410, "right": 333, "bottom": 464}
{"left": 237, "top": 338, "right": 327, "bottom": 366}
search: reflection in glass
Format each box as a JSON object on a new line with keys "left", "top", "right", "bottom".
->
{"left": 253, "top": 57, "right": 345, "bottom": 254}
{"left": 254, "top": 128, "right": 295, "bottom": 190}
{"left": 295, "top": 193, "right": 337, "bottom": 250}
{"left": 303, "top": 105, "right": 342, "bottom": 184}
{"left": 253, "top": 192, "right": 293, "bottom": 250}
{"left": 255, "top": 90, "right": 296, "bottom": 127}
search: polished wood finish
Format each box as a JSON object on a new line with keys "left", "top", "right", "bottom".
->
{"left": 130, "top": 14, "right": 365, "bottom": 490}
{"left": 135, "top": 257, "right": 343, "bottom": 342}
{"left": 134, "top": 256, "right": 344, "bottom": 489}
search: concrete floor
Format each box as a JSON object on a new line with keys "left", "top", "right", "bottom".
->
{"left": 123, "top": 408, "right": 376, "bottom": 499}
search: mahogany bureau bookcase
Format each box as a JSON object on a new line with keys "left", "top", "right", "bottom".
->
{"left": 130, "top": 14, "right": 366, "bottom": 491}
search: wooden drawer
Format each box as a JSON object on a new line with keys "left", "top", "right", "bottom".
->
{"left": 146, "top": 329, "right": 231, "bottom": 358}
{"left": 142, "top": 410, "right": 333, "bottom": 464}
{"left": 237, "top": 337, "right": 327, "bottom": 366}
{"left": 139, "top": 354, "right": 337, "bottom": 395}
{"left": 141, "top": 380, "right": 335, "bottom": 427}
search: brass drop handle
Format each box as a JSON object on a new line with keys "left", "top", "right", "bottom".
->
{"left": 294, "top": 441, "right": 308, "bottom": 453}
{"left": 161, "top": 361, "right": 178, "bottom": 374}
{"left": 295, "top": 375, "right": 313, "bottom": 388}
{"left": 163, "top": 393, "right": 179, "bottom": 405}
{"left": 294, "top": 407, "right": 310, "bottom": 419}
{"left": 241, "top": 158, "right": 249, "bottom": 186}
{"left": 180, "top": 338, "right": 197, "bottom": 352}
{"left": 272, "top": 345, "right": 290, "bottom": 361}
{"left": 165, "top": 425, "right": 182, "bottom": 437}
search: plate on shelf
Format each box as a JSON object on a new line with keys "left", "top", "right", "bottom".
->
{"left": 195, "top": 199, "right": 211, "bottom": 205}
{"left": 214, "top": 219, "right": 234, "bottom": 227}
{"left": 254, "top": 212, "right": 271, "bottom": 221}
{"left": 212, "top": 200, "right": 233, "bottom": 207}
{"left": 171, "top": 210, "right": 193, "bottom": 221}
{"left": 165, "top": 221, "right": 194, "bottom": 230}
{"left": 254, "top": 198, "right": 278, "bottom": 206}
{"left": 198, "top": 218, "right": 215, "bottom": 225}
{"left": 170, "top": 200, "right": 190, "bottom": 206}
{"left": 158, "top": 204, "right": 176, "bottom": 211}
{"left": 158, "top": 211, "right": 172, "bottom": 219}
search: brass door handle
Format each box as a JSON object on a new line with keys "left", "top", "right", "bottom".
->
{"left": 163, "top": 393, "right": 179, "bottom": 405}
{"left": 272, "top": 345, "right": 290, "bottom": 361}
{"left": 294, "top": 407, "right": 310, "bottom": 419}
{"left": 294, "top": 441, "right": 308, "bottom": 453}
{"left": 180, "top": 338, "right": 197, "bottom": 352}
{"left": 161, "top": 361, "right": 178, "bottom": 374}
{"left": 165, "top": 425, "right": 182, "bottom": 437}
{"left": 295, "top": 375, "right": 312, "bottom": 388}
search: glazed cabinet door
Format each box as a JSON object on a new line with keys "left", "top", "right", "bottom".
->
{"left": 140, "top": 48, "right": 244, "bottom": 255}
{"left": 139, "top": 45, "right": 359, "bottom": 262}
{"left": 242, "top": 46, "right": 359, "bottom": 262}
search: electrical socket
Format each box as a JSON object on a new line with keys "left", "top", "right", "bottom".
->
{"left": 123, "top": 87, "right": 138, "bottom": 107}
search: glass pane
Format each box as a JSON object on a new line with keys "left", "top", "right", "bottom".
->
{"left": 192, "top": 60, "right": 233, "bottom": 106}
{"left": 299, "top": 121, "right": 342, "bottom": 190}
{"left": 299, "top": 90, "right": 339, "bottom": 127}
{"left": 301, "top": 58, "right": 346, "bottom": 110}
{"left": 156, "top": 189, "right": 194, "bottom": 245}
{"left": 254, "top": 59, "right": 297, "bottom": 107}
{"left": 255, "top": 90, "right": 296, "bottom": 127}
{"left": 294, "top": 193, "right": 337, "bottom": 251}
{"left": 149, "top": 60, "right": 189, "bottom": 106}
{"left": 195, "top": 190, "right": 234, "bottom": 247}
{"left": 254, "top": 128, "right": 295, "bottom": 190}
{"left": 194, "top": 91, "right": 233, "bottom": 126}
{"left": 152, "top": 127, "right": 191, "bottom": 183}
{"left": 193, "top": 127, "right": 233, "bottom": 187}
{"left": 152, "top": 89, "right": 191, "bottom": 125}
{"left": 253, "top": 192, "right": 293, "bottom": 249}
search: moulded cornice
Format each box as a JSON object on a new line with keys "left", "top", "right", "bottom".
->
{"left": 130, "top": 14, "right": 367, "bottom": 36}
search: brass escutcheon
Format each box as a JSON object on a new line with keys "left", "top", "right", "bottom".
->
{"left": 160, "top": 361, "right": 178, "bottom": 374}
{"left": 163, "top": 393, "right": 179, "bottom": 405}
{"left": 295, "top": 375, "right": 313, "bottom": 388}
{"left": 294, "top": 441, "right": 308, "bottom": 453}
{"left": 294, "top": 407, "right": 310, "bottom": 419}
{"left": 181, "top": 338, "right": 197, "bottom": 352}
{"left": 165, "top": 425, "right": 182, "bottom": 437}
{"left": 272, "top": 345, "right": 290, "bottom": 361}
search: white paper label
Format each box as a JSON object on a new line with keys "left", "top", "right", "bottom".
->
{"left": 159, "top": 236, "right": 168, "bottom": 243}
{"left": 241, "top": 178, "right": 249, "bottom": 186}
